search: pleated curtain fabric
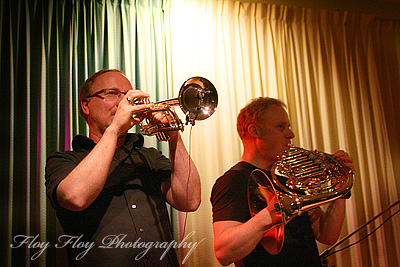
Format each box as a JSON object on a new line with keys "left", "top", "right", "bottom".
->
{"left": 2, "top": 0, "right": 400, "bottom": 266}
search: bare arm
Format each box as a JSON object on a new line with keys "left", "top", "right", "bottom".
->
{"left": 308, "top": 199, "right": 346, "bottom": 245}
{"left": 213, "top": 206, "right": 281, "bottom": 266}
{"left": 162, "top": 131, "right": 201, "bottom": 212}
{"left": 56, "top": 128, "right": 119, "bottom": 211}
{"left": 56, "top": 90, "right": 151, "bottom": 211}
{"left": 309, "top": 149, "right": 354, "bottom": 245}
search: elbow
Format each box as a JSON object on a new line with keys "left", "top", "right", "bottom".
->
{"left": 190, "top": 197, "right": 201, "bottom": 212}
{"left": 180, "top": 197, "right": 201, "bottom": 212}
{"left": 214, "top": 248, "right": 233, "bottom": 266}
{"left": 317, "top": 234, "right": 340, "bottom": 246}
{"left": 214, "top": 242, "right": 234, "bottom": 266}
{"left": 323, "top": 236, "right": 339, "bottom": 246}
{"left": 59, "top": 196, "right": 90, "bottom": 211}
{"left": 216, "top": 257, "right": 232, "bottom": 266}
{"left": 320, "top": 240, "right": 336, "bottom": 247}
{"left": 57, "top": 189, "right": 91, "bottom": 211}
{"left": 182, "top": 186, "right": 202, "bottom": 212}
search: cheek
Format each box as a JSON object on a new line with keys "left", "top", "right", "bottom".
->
{"left": 98, "top": 102, "right": 116, "bottom": 114}
{"left": 89, "top": 103, "right": 115, "bottom": 121}
{"left": 261, "top": 132, "right": 286, "bottom": 151}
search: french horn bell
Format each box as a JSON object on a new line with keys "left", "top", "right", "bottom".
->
{"left": 248, "top": 145, "right": 354, "bottom": 255}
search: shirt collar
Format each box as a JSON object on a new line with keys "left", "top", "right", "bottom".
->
{"left": 72, "top": 133, "right": 144, "bottom": 151}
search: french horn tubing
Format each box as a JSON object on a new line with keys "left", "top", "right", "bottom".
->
{"left": 248, "top": 145, "right": 354, "bottom": 255}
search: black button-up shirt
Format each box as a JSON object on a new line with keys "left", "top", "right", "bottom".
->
{"left": 45, "top": 134, "right": 179, "bottom": 266}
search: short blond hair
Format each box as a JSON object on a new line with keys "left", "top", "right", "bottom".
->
{"left": 237, "top": 97, "right": 286, "bottom": 139}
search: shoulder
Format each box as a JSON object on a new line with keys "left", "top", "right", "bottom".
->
{"left": 211, "top": 162, "right": 256, "bottom": 203}
{"left": 46, "top": 149, "right": 87, "bottom": 168}
{"left": 210, "top": 162, "right": 256, "bottom": 223}
{"left": 212, "top": 162, "right": 256, "bottom": 190}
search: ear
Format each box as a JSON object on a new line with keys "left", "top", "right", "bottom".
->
{"left": 248, "top": 124, "right": 261, "bottom": 138}
{"left": 81, "top": 99, "right": 90, "bottom": 117}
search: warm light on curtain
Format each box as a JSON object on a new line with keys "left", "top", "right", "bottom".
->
{"left": 167, "top": 1, "right": 400, "bottom": 267}
{"left": 2, "top": 0, "right": 400, "bottom": 266}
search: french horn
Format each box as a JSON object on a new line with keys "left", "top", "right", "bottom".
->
{"left": 138, "top": 77, "right": 218, "bottom": 141}
{"left": 248, "top": 145, "right": 354, "bottom": 255}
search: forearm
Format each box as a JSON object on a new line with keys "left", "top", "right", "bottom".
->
{"left": 57, "top": 127, "right": 119, "bottom": 211}
{"left": 311, "top": 149, "right": 353, "bottom": 244}
{"left": 311, "top": 199, "right": 346, "bottom": 245}
{"left": 165, "top": 132, "right": 201, "bottom": 211}
{"left": 214, "top": 208, "right": 279, "bottom": 265}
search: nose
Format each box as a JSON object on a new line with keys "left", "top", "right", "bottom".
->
{"left": 287, "top": 128, "right": 295, "bottom": 139}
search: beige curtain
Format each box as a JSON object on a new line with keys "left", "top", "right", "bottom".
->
{"left": 166, "top": 1, "right": 400, "bottom": 266}
{"left": 4, "top": 0, "right": 399, "bottom": 266}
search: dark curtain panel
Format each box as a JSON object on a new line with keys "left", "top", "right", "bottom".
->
{"left": 1, "top": 0, "right": 169, "bottom": 266}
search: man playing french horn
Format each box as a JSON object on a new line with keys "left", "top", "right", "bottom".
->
{"left": 45, "top": 69, "right": 201, "bottom": 266}
{"left": 211, "top": 97, "right": 355, "bottom": 267}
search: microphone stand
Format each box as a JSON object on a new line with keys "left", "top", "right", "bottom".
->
{"left": 320, "top": 199, "right": 400, "bottom": 266}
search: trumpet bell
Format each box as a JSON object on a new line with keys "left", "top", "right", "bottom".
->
{"left": 179, "top": 77, "right": 218, "bottom": 124}
{"left": 139, "top": 76, "right": 218, "bottom": 141}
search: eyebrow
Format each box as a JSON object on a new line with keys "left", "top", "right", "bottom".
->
{"left": 92, "top": 88, "right": 130, "bottom": 94}
{"left": 100, "top": 87, "right": 120, "bottom": 91}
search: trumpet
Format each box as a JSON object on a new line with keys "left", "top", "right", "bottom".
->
{"left": 136, "top": 77, "right": 218, "bottom": 141}
{"left": 248, "top": 145, "right": 354, "bottom": 255}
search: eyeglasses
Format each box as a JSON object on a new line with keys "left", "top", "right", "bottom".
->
{"left": 87, "top": 89, "right": 127, "bottom": 102}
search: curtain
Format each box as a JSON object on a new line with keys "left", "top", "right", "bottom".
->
{"left": 2, "top": 0, "right": 170, "bottom": 266}
{"left": 167, "top": 1, "right": 400, "bottom": 267}
{"left": 2, "top": 0, "right": 400, "bottom": 266}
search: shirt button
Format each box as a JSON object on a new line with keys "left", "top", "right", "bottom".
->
{"left": 131, "top": 204, "right": 137, "bottom": 209}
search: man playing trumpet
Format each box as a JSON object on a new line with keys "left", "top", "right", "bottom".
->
{"left": 211, "top": 97, "right": 354, "bottom": 267}
{"left": 45, "top": 69, "right": 201, "bottom": 266}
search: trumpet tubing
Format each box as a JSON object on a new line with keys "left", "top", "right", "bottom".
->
{"left": 137, "top": 77, "right": 218, "bottom": 141}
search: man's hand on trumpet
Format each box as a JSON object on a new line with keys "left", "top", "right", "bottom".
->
{"left": 110, "top": 89, "right": 152, "bottom": 136}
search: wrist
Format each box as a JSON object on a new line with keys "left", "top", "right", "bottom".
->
{"left": 104, "top": 125, "right": 120, "bottom": 137}
{"left": 167, "top": 131, "right": 181, "bottom": 144}
{"left": 255, "top": 207, "right": 279, "bottom": 230}
{"left": 168, "top": 130, "right": 180, "bottom": 139}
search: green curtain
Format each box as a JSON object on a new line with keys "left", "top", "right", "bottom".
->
{"left": 1, "top": 0, "right": 169, "bottom": 266}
